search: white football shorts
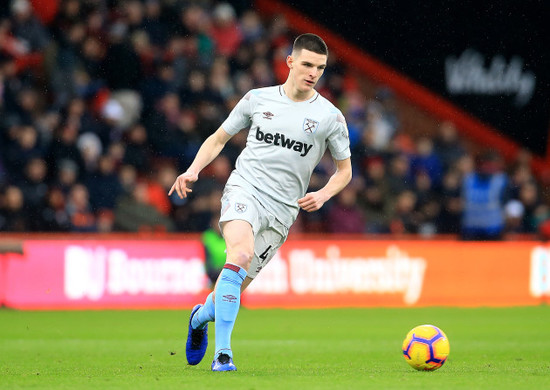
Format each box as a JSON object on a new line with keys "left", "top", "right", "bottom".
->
{"left": 219, "top": 184, "right": 289, "bottom": 279}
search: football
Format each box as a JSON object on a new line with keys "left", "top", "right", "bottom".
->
{"left": 402, "top": 324, "right": 450, "bottom": 371}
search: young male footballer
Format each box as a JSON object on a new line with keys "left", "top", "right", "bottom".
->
{"left": 169, "top": 33, "right": 352, "bottom": 371}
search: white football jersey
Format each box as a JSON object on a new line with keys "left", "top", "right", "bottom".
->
{"left": 221, "top": 85, "right": 351, "bottom": 227}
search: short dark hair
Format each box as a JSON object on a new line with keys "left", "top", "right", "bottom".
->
{"left": 292, "top": 33, "right": 328, "bottom": 56}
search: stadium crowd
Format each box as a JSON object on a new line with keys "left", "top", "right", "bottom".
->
{"left": 0, "top": 0, "right": 549, "bottom": 239}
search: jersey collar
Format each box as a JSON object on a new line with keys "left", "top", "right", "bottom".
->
{"left": 279, "top": 85, "right": 319, "bottom": 103}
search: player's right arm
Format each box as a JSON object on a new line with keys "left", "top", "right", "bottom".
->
{"left": 168, "top": 126, "right": 232, "bottom": 199}
{"left": 170, "top": 90, "right": 253, "bottom": 198}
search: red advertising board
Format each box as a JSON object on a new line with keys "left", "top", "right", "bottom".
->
{"left": 1, "top": 240, "right": 208, "bottom": 309}
{"left": 244, "top": 240, "right": 550, "bottom": 307}
{"left": 0, "top": 238, "right": 549, "bottom": 309}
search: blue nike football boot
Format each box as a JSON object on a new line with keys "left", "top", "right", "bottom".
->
{"left": 211, "top": 353, "right": 237, "bottom": 371}
{"left": 185, "top": 304, "right": 208, "bottom": 365}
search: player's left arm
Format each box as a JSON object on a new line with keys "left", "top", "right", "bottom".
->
{"left": 298, "top": 157, "right": 352, "bottom": 212}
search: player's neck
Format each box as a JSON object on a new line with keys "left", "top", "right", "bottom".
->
{"left": 281, "top": 81, "right": 316, "bottom": 102}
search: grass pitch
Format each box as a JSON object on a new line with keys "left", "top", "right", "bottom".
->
{"left": 1, "top": 306, "right": 549, "bottom": 389}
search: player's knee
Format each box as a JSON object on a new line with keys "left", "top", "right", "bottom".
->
{"left": 229, "top": 248, "right": 253, "bottom": 270}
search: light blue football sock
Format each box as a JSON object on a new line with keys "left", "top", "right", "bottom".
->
{"left": 191, "top": 292, "right": 215, "bottom": 330}
{"left": 214, "top": 263, "right": 247, "bottom": 359}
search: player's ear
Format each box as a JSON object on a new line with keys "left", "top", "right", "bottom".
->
{"left": 286, "top": 55, "right": 293, "bottom": 69}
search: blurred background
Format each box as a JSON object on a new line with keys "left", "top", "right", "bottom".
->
{"left": 0, "top": 0, "right": 548, "bottom": 311}
{"left": 1, "top": 4, "right": 549, "bottom": 385}
{"left": 0, "top": 0, "right": 548, "bottom": 240}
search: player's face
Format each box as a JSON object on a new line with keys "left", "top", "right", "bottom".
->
{"left": 288, "top": 49, "right": 327, "bottom": 93}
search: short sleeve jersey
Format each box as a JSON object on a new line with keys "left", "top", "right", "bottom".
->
{"left": 221, "top": 85, "right": 351, "bottom": 227}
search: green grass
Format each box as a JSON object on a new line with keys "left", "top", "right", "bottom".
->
{"left": 1, "top": 307, "right": 549, "bottom": 389}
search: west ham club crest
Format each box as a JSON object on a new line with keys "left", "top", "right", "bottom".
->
{"left": 303, "top": 118, "right": 319, "bottom": 134}
{"left": 235, "top": 203, "right": 247, "bottom": 213}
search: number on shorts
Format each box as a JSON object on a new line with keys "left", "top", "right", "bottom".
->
{"left": 259, "top": 245, "right": 272, "bottom": 262}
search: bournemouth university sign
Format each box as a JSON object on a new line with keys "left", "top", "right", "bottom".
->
{"left": 1, "top": 238, "right": 549, "bottom": 309}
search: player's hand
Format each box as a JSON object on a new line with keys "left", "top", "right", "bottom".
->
{"left": 298, "top": 191, "right": 328, "bottom": 212}
{"left": 168, "top": 171, "right": 199, "bottom": 199}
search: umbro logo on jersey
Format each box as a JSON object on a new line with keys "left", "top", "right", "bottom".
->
{"left": 255, "top": 127, "right": 313, "bottom": 157}
{"left": 263, "top": 111, "right": 274, "bottom": 120}
{"left": 222, "top": 294, "right": 238, "bottom": 303}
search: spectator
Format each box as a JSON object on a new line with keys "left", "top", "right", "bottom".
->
{"left": 145, "top": 177, "right": 171, "bottom": 216}
{"left": 79, "top": 35, "right": 105, "bottom": 85}
{"left": 413, "top": 169, "right": 435, "bottom": 207}
{"left": 114, "top": 180, "right": 174, "bottom": 232}
{"left": 178, "top": 5, "right": 214, "bottom": 68}
{"left": 3, "top": 125, "right": 43, "bottom": 182}
{"left": 66, "top": 183, "right": 96, "bottom": 232}
{"left": 0, "top": 153, "right": 6, "bottom": 187}
{"left": 461, "top": 151, "right": 509, "bottom": 240}
{"left": 46, "top": 122, "right": 85, "bottom": 181}
{"left": 327, "top": 186, "right": 365, "bottom": 233}
{"left": 174, "top": 187, "right": 222, "bottom": 232}
{"left": 52, "top": 0, "right": 82, "bottom": 33}
{"left": 139, "top": 61, "right": 177, "bottom": 111}
{"left": 66, "top": 98, "right": 98, "bottom": 139}
{"left": 76, "top": 131, "right": 102, "bottom": 174}
{"left": 16, "top": 87, "right": 44, "bottom": 125}
{"left": 86, "top": 154, "right": 123, "bottom": 212}
{"left": 362, "top": 156, "right": 388, "bottom": 191}
{"left": 118, "top": 164, "right": 138, "bottom": 196}
{"left": 389, "top": 190, "right": 420, "bottom": 234}
{"left": 0, "top": 54, "right": 20, "bottom": 116}
{"left": 142, "top": 0, "right": 168, "bottom": 47}
{"left": 155, "top": 162, "right": 179, "bottom": 205}
{"left": 417, "top": 195, "right": 441, "bottom": 237}
{"left": 240, "top": 10, "right": 264, "bottom": 44}
{"left": 124, "top": 0, "right": 145, "bottom": 34}
{"left": 209, "top": 56, "right": 234, "bottom": 100}
{"left": 96, "top": 209, "right": 115, "bottom": 233}
{"left": 18, "top": 157, "right": 48, "bottom": 214}
{"left": 387, "top": 153, "right": 412, "bottom": 195}
{"left": 10, "top": 0, "right": 50, "bottom": 52}
{"left": 0, "top": 185, "right": 29, "bottom": 231}
{"left": 509, "top": 162, "right": 535, "bottom": 200}
{"left": 436, "top": 168, "right": 462, "bottom": 234}
{"left": 360, "top": 184, "right": 391, "bottom": 233}
{"left": 34, "top": 186, "right": 70, "bottom": 231}
{"left": 364, "top": 101, "right": 395, "bottom": 151}
{"left": 534, "top": 205, "right": 550, "bottom": 240}
{"left": 144, "top": 92, "right": 180, "bottom": 155}
{"left": 374, "top": 87, "right": 400, "bottom": 131}
{"left": 102, "top": 22, "right": 142, "bottom": 91}
{"left": 210, "top": 3, "right": 242, "bottom": 58}
{"left": 122, "top": 124, "right": 150, "bottom": 173}
{"left": 434, "top": 121, "right": 466, "bottom": 172}
{"left": 518, "top": 181, "right": 541, "bottom": 233}
{"left": 171, "top": 109, "right": 202, "bottom": 169}
{"left": 504, "top": 199, "right": 525, "bottom": 234}
{"left": 0, "top": 18, "right": 28, "bottom": 59}
{"left": 410, "top": 137, "right": 443, "bottom": 188}
{"left": 54, "top": 159, "right": 79, "bottom": 194}
{"left": 352, "top": 129, "right": 380, "bottom": 176}
{"left": 48, "top": 21, "right": 88, "bottom": 106}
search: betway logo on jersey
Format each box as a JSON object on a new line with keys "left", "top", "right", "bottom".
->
{"left": 255, "top": 127, "right": 313, "bottom": 157}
